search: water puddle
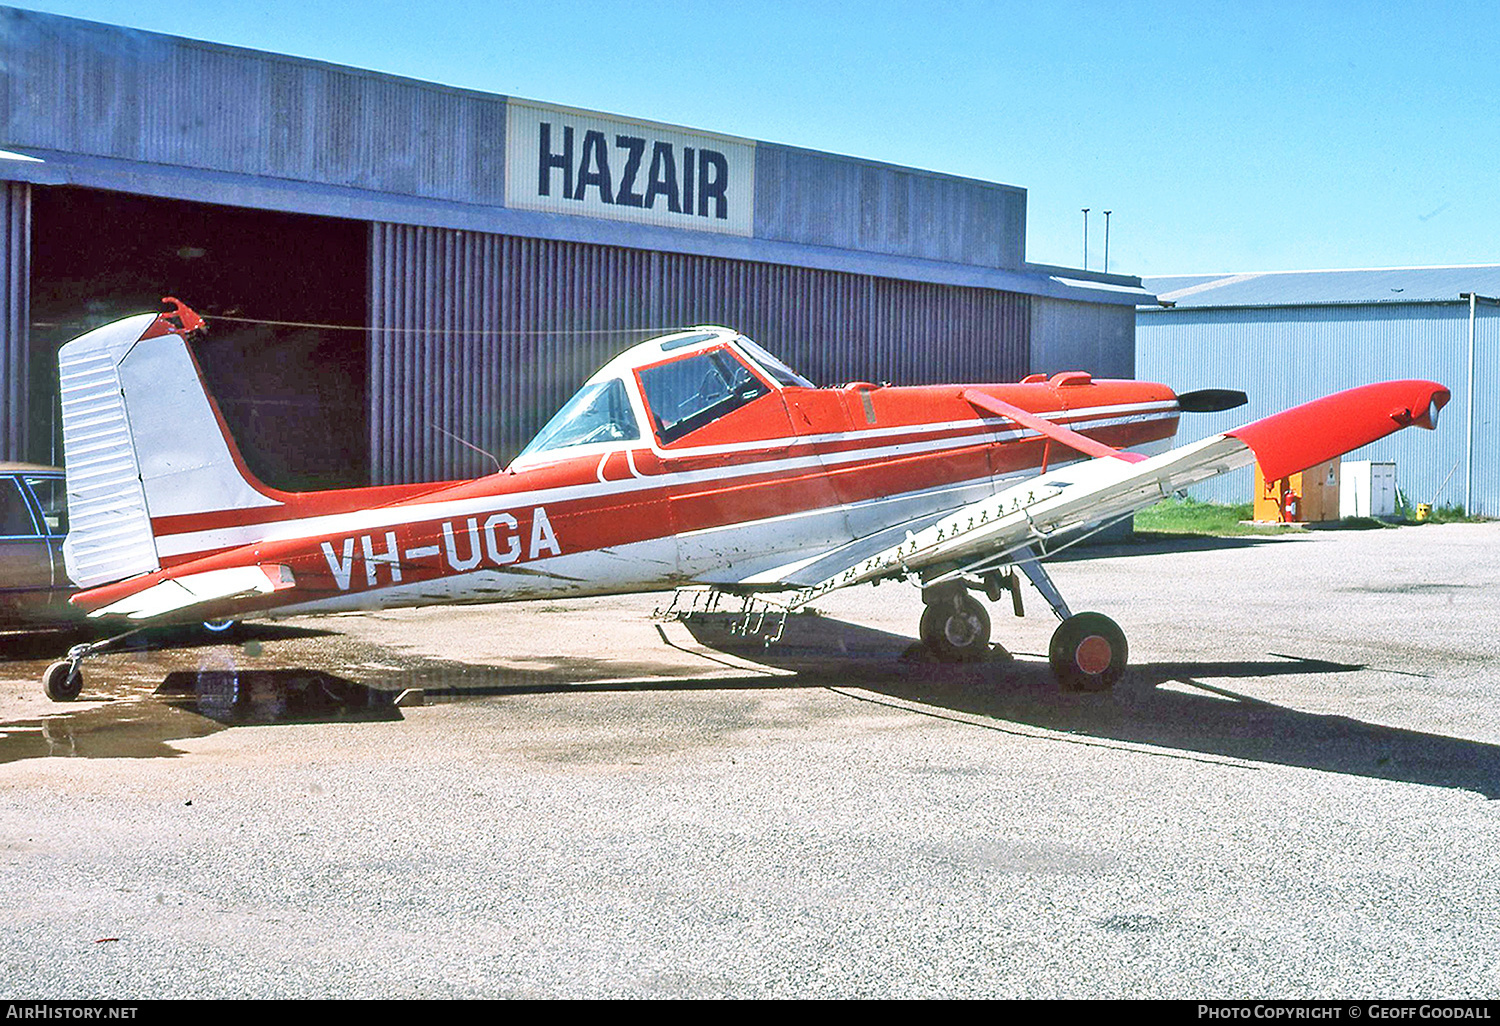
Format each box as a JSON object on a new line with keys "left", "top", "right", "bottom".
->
{"left": 155, "top": 669, "right": 401, "bottom": 724}
{"left": 0, "top": 670, "right": 400, "bottom": 763}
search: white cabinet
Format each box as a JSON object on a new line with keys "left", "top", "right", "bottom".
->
{"left": 1340, "top": 461, "right": 1397, "bottom": 518}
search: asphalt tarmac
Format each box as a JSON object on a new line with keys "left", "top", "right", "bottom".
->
{"left": 1, "top": 522, "right": 1497, "bottom": 999}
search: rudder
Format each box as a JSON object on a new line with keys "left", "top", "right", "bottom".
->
{"left": 58, "top": 301, "right": 283, "bottom": 588}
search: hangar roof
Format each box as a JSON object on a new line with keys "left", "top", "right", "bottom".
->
{"left": 1144, "top": 265, "right": 1500, "bottom": 309}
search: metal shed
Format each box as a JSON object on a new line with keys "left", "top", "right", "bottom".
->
{"left": 1, "top": 6, "right": 1149, "bottom": 487}
{"left": 1137, "top": 265, "right": 1500, "bottom": 516}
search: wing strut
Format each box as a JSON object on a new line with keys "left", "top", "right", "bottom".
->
{"left": 962, "top": 389, "right": 1148, "bottom": 464}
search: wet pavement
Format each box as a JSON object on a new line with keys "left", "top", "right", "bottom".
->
{"left": 1, "top": 523, "right": 1499, "bottom": 998}
{"left": 0, "top": 624, "right": 402, "bottom": 762}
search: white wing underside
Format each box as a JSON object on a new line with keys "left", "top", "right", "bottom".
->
{"left": 740, "top": 434, "right": 1255, "bottom": 606}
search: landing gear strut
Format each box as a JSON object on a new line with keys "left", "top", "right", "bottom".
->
{"left": 917, "top": 545, "right": 1131, "bottom": 690}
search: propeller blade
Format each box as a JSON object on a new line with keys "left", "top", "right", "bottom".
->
{"left": 1177, "top": 388, "right": 1248, "bottom": 413}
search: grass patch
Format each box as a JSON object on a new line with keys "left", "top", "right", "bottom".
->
{"left": 1137, "top": 496, "right": 1489, "bottom": 537}
{"left": 1134, "top": 497, "right": 1281, "bottom": 536}
{"left": 1420, "top": 504, "right": 1488, "bottom": 524}
{"left": 1395, "top": 496, "right": 1489, "bottom": 524}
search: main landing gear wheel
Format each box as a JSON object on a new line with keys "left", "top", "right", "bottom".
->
{"left": 1049, "top": 612, "right": 1127, "bottom": 692}
{"left": 42, "top": 661, "right": 83, "bottom": 703}
{"left": 919, "top": 593, "right": 992, "bottom": 662}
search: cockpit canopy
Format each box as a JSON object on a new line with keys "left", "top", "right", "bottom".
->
{"left": 517, "top": 378, "right": 639, "bottom": 455}
{"left": 513, "top": 327, "right": 811, "bottom": 464}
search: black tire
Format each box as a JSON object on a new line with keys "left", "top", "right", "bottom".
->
{"left": 919, "top": 593, "right": 992, "bottom": 662}
{"left": 43, "top": 661, "right": 83, "bottom": 703}
{"left": 1049, "top": 612, "right": 1127, "bottom": 692}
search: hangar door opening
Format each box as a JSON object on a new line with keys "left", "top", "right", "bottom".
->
{"left": 30, "top": 186, "right": 369, "bottom": 489}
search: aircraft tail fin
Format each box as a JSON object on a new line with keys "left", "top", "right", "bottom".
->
{"left": 58, "top": 301, "right": 286, "bottom": 589}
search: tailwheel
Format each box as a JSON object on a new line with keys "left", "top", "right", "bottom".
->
{"left": 38, "top": 627, "right": 147, "bottom": 703}
{"left": 1049, "top": 612, "right": 1127, "bottom": 692}
{"left": 919, "top": 593, "right": 992, "bottom": 662}
{"left": 42, "top": 661, "right": 84, "bottom": 703}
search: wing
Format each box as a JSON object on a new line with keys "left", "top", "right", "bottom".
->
{"left": 741, "top": 378, "right": 1450, "bottom": 606}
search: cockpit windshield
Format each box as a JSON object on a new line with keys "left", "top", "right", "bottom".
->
{"left": 516, "top": 377, "right": 639, "bottom": 459}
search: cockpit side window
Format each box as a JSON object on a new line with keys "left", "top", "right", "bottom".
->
{"left": 735, "top": 337, "right": 814, "bottom": 388}
{"left": 516, "top": 377, "right": 640, "bottom": 458}
{"left": 638, "top": 348, "right": 770, "bottom": 444}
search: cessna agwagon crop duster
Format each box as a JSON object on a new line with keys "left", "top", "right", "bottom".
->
{"left": 39, "top": 301, "right": 1447, "bottom": 701}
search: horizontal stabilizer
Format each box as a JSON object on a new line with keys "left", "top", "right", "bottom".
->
{"left": 88, "top": 564, "right": 295, "bottom": 620}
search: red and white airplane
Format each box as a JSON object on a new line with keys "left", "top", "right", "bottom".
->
{"left": 41, "top": 299, "right": 1448, "bottom": 701}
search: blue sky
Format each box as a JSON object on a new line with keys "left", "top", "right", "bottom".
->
{"left": 7, "top": 0, "right": 1497, "bottom": 276}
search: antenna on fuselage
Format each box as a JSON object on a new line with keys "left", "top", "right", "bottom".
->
{"left": 431, "top": 423, "right": 504, "bottom": 478}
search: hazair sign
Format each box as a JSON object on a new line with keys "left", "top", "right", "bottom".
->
{"left": 505, "top": 100, "right": 755, "bottom": 236}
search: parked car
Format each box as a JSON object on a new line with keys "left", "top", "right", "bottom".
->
{"left": 0, "top": 463, "right": 77, "bottom": 627}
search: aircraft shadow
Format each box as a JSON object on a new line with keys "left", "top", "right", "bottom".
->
{"left": 155, "top": 669, "right": 403, "bottom": 726}
{"left": 15, "top": 614, "right": 1488, "bottom": 797}
{"left": 0, "top": 622, "right": 337, "bottom": 662}
{"left": 678, "top": 614, "right": 1500, "bottom": 799}
{"left": 1051, "top": 532, "right": 1295, "bottom": 560}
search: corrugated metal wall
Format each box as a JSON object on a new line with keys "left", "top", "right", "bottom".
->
{"left": 1137, "top": 303, "right": 1496, "bottom": 515}
{"left": 0, "top": 181, "right": 28, "bottom": 461}
{"left": 1031, "top": 297, "right": 1136, "bottom": 380}
{"left": 1465, "top": 301, "right": 1500, "bottom": 518}
{"left": 753, "top": 144, "right": 1026, "bottom": 270}
{"left": 370, "top": 223, "right": 1030, "bottom": 484}
{"left": 1, "top": 7, "right": 507, "bottom": 205}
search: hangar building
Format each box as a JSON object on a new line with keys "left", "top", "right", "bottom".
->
{"left": 1138, "top": 265, "right": 1500, "bottom": 517}
{"left": 1, "top": 6, "right": 1150, "bottom": 489}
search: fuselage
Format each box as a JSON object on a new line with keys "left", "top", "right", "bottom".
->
{"left": 71, "top": 327, "right": 1181, "bottom": 622}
